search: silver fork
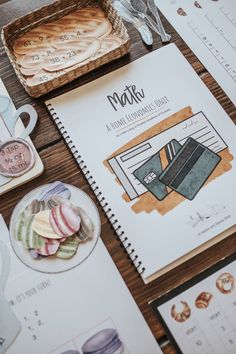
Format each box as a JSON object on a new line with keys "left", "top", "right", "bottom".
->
{"left": 130, "top": 0, "right": 162, "bottom": 35}
{"left": 119, "top": 0, "right": 161, "bottom": 35}
{"left": 113, "top": 0, "right": 153, "bottom": 45}
{"left": 147, "top": 0, "right": 171, "bottom": 42}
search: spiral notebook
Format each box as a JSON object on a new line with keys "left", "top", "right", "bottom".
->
{"left": 46, "top": 44, "right": 236, "bottom": 284}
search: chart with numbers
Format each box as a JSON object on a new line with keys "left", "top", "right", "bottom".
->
{"left": 151, "top": 255, "right": 236, "bottom": 354}
{"left": 155, "top": 0, "right": 236, "bottom": 107}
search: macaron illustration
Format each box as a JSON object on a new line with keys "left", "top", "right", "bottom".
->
{"left": 38, "top": 181, "right": 71, "bottom": 201}
{"left": 50, "top": 204, "right": 81, "bottom": 238}
{"left": 32, "top": 210, "right": 61, "bottom": 239}
{"left": 82, "top": 328, "right": 124, "bottom": 354}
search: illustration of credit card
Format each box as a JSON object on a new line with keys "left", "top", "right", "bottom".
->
{"left": 107, "top": 111, "right": 227, "bottom": 200}
{"left": 159, "top": 137, "right": 221, "bottom": 200}
{"left": 133, "top": 139, "right": 181, "bottom": 200}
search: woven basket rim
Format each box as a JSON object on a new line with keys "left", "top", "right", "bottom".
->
{"left": 2, "top": 0, "right": 86, "bottom": 32}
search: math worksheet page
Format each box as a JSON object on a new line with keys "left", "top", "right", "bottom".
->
{"left": 155, "top": 0, "right": 236, "bottom": 106}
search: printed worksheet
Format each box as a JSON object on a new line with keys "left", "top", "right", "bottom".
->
{"left": 152, "top": 256, "right": 236, "bottom": 354}
{"left": 0, "top": 214, "right": 162, "bottom": 354}
{"left": 155, "top": 0, "right": 236, "bottom": 106}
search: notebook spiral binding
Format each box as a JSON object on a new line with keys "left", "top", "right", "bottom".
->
{"left": 46, "top": 103, "right": 145, "bottom": 276}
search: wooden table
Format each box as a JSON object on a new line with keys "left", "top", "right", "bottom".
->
{"left": 0, "top": 1, "right": 235, "bottom": 352}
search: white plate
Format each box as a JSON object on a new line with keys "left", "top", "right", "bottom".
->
{"left": 9, "top": 183, "right": 101, "bottom": 273}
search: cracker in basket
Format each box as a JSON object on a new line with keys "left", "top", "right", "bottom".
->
{"left": 52, "top": 18, "right": 112, "bottom": 47}
{"left": 13, "top": 33, "right": 48, "bottom": 55}
{"left": 20, "top": 66, "right": 41, "bottom": 76}
{"left": 80, "top": 7, "right": 106, "bottom": 18}
{"left": 75, "top": 18, "right": 112, "bottom": 39}
{"left": 62, "top": 59, "right": 89, "bottom": 73}
{"left": 26, "top": 69, "right": 65, "bottom": 86}
{"left": 13, "top": 52, "right": 24, "bottom": 61}
{"left": 62, "top": 35, "right": 123, "bottom": 71}
{"left": 43, "top": 38, "right": 100, "bottom": 71}
{"left": 29, "top": 26, "right": 60, "bottom": 39}
{"left": 51, "top": 32, "right": 78, "bottom": 47}
{"left": 93, "top": 34, "right": 123, "bottom": 58}
{"left": 13, "top": 21, "right": 61, "bottom": 56}
{"left": 53, "top": 7, "right": 105, "bottom": 27}
{"left": 50, "top": 37, "right": 101, "bottom": 52}
{"left": 62, "top": 6, "right": 105, "bottom": 22}
{"left": 18, "top": 45, "right": 55, "bottom": 69}
{"left": 97, "top": 21, "right": 113, "bottom": 39}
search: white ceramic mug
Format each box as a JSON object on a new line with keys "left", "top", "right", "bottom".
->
{"left": 0, "top": 241, "right": 21, "bottom": 354}
{"left": 0, "top": 96, "right": 37, "bottom": 140}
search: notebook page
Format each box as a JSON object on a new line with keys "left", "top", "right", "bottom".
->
{"left": 46, "top": 44, "right": 236, "bottom": 282}
{"left": 155, "top": 0, "right": 236, "bottom": 106}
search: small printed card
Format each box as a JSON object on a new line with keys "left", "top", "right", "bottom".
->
{"left": 159, "top": 137, "right": 221, "bottom": 200}
{"left": 0, "top": 79, "right": 44, "bottom": 195}
{"left": 151, "top": 254, "right": 236, "bottom": 354}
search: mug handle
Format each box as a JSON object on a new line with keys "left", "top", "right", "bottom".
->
{"left": 11, "top": 104, "right": 38, "bottom": 139}
{"left": 0, "top": 241, "right": 10, "bottom": 291}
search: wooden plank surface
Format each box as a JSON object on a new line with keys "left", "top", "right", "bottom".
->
{"left": 0, "top": 1, "right": 235, "bottom": 353}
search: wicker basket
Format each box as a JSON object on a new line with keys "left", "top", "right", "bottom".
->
{"left": 1, "top": 0, "right": 130, "bottom": 98}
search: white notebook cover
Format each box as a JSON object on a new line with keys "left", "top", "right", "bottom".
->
{"left": 45, "top": 44, "right": 236, "bottom": 283}
{"left": 0, "top": 214, "right": 162, "bottom": 354}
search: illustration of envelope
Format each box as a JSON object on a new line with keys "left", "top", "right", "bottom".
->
{"left": 159, "top": 137, "right": 221, "bottom": 200}
{"left": 133, "top": 139, "right": 181, "bottom": 200}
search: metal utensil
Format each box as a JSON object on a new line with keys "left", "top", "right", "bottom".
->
{"left": 113, "top": 0, "right": 153, "bottom": 45}
{"left": 119, "top": 0, "right": 161, "bottom": 35}
{"left": 147, "top": 0, "right": 171, "bottom": 42}
{"left": 130, "top": 0, "right": 162, "bottom": 35}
